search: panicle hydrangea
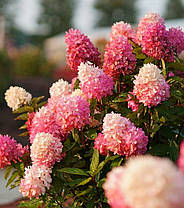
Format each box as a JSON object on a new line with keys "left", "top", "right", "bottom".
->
{"left": 49, "top": 78, "right": 72, "bottom": 99}
{"left": 5, "top": 86, "right": 32, "bottom": 111}
{"left": 103, "top": 36, "right": 136, "bottom": 80}
{"left": 56, "top": 95, "right": 90, "bottom": 132}
{"left": 19, "top": 164, "right": 52, "bottom": 199}
{"left": 103, "top": 167, "right": 130, "bottom": 208}
{"left": 31, "top": 132, "right": 63, "bottom": 168}
{"left": 122, "top": 156, "right": 184, "bottom": 208}
{"left": 136, "top": 12, "right": 164, "bottom": 45}
{"left": 29, "top": 105, "right": 64, "bottom": 144}
{"left": 94, "top": 112, "right": 148, "bottom": 157}
{"left": 0, "top": 134, "right": 29, "bottom": 169}
{"left": 65, "top": 28, "right": 101, "bottom": 71}
{"left": 110, "top": 21, "right": 136, "bottom": 41}
{"left": 136, "top": 13, "right": 174, "bottom": 61}
{"left": 78, "top": 62, "right": 114, "bottom": 100}
{"left": 168, "top": 27, "right": 184, "bottom": 55}
{"left": 178, "top": 141, "right": 184, "bottom": 172}
{"left": 132, "top": 64, "right": 170, "bottom": 107}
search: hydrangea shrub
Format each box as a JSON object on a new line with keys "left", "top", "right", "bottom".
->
{"left": 1, "top": 13, "right": 184, "bottom": 208}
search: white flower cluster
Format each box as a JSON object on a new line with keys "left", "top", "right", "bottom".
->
{"left": 5, "top": 86, "right": 32, "bottom": 111}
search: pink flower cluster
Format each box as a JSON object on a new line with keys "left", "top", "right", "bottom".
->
{"left": 178, "top": 141, "right": 184, "bottom": 172}
{"left": 65, "top": 28, "right": 101, "bottom": 71}
{"left": 78, "top": 62, "right": 114, "bottom": 100}
{"left": 20, "top": 164, "right": 52, "bottom": 199}
{"left": 110, "top": 21, "right": 136, "bottom": 41}
{"left": 103, "top": 35, "right": 136, "bottom": 80}
{"left": 30, "top": 132, "right": 63, "bottom": 168}
{"left": 132, "top": 63, "right": 170, "bottom": 107}
{"left": 28, "top": 106, "right": 64, "bottom": 144}
{"left": 0, "top": 134, "right": 29, "bottom": 169}
{"left": 168, "top": 27, "right": 184, "bottom": 55}
{"left": 56, "top": 95, "right": 90, "bottom": 132}
{"left": 136, "top": 12, "right": 184, "bottom": 61}
{"left": 94, "top": 112, "right": 148, "bottom": 157}
{"left": 103, "top": 155, "right": 184, "bottom": 208}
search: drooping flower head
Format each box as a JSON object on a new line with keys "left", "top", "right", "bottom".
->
{"left": 49, "top": 78, "right": 72, "bottom": 99}
{"left": 132, "top": 63, "right": 170, "bottom": 107}
{"left": 31, "top": 132, "right": 63, "bottom": 168}
{"left": 94, "top": 112, "right": 148, "bottom": 157}
{"left": 65, "top": 28, "right": 101, "bottom": 71}
{"left": 110, "top": 21, "right": 136, "bottom": 41}
{"left": 19, "top": 164, "right": 52, "bottom": 199}
{"left": 178, "top": 141, "right": 184, "bottom": 172}
{"left": 5, "top": 86, "right": 32, "bottom": 111}
{"left": 78, "top": 62, "right": 114, "bottom": 100}
{"left": 29, "top": 105, "right": 64, "bottom": 144}
{"left": 168, "top": 27, "right": 184, "bottom": 55}
{"left": 56, "top": 95, "right": 90, "bottom": 133}
{"left": 103, "top": 36, "right": 136, "bottom": 80}
{"left": 136, "top": 13, "right": 174, "bottom": 62}
{"left": 104, "top": 155, "right": 184, "bottom": 208}
{"left": 0, "top": 134, "right": 29, "bottom": 169}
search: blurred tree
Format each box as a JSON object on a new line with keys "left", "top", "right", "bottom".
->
{"left": 94, "top": 0, "right": 137, "bottom": 27}
{"left": 38, "top": 0, "right": 74, "bottom": 37}
{"left": 164, "top": 0, "right": 184, "bottom": 19}
{"left": 0, "top": 0, "right": 15, "bottom": 29}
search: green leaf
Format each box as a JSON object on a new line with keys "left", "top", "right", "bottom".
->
{"left": 13, "top": 106, "right": 34, "bottom": 114}
{"left": 19, "top": 124, "right": 27, "bottom": 130}
{"left": 136, "top": 54, "right": 147, "bottom": 59}
{"left": 76, "top": 177, "right": 92, "bottom": 187}
{"left": 94, "top": 155, "right": 119, "bottom": 175}
{"left": 68, "top": 179, "right": 85, "bottom": 187}
{"left": 4, "top": 166, "right": 13, "bottom": 180}
{"left": 169, "top": 141, "right": 179, "bottom": 162}
{"left": 89, "top": 149, "right": 99, "bottom": 176}
{"left": 76, "top": 187, "right": 92, "bottom": 197}
{"left": 31, "top": 96, "right": 45, "bottom": 105}
{"left": 97, "top": 178, "right": 106, "bottom": 188}
{"left": 72, "top": 129, "right": 80, "bottom": 143}
{"left": 90, "top": 98, "right": 97, "bottom": 116}
{"left": 85, "top": 129, "right": 98, "bottom": 140}
{"left": 111, "top": 157, "right": 123, "bottom": 168}
{"left": 6, "top": 171, "right": 19, "bottom": 187}
{"left": 37, "top": 101, "right": 47, "bottom": 108}
{"left": 58, "top": 168, "right": 89, "bottom": 176}
{"left": 74, "top": 78, "right": 80, "bottom": 90}
{"left": 15, "top": 113, "right": 28, "bottom": 120}
{"left": 19, "top": 131, "right": 29, "bottom": 137}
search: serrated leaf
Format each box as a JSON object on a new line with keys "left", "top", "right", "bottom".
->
{"left": 15, "top": 113, "right": 28, "bottom": 120}
{"left": 58, "top": 168, "right": 89, "bottom": 176}
{"left": 77, "top": 177, "right": 92, "bottom": 187}
{"left": 4, "top": 166, "right": 13, "bottom": 180}
{"left": 6, "top": 171, "right": 19, "bottom": 187}
{"left": 89, "top": 149, "right": 99, "bottom": 175}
